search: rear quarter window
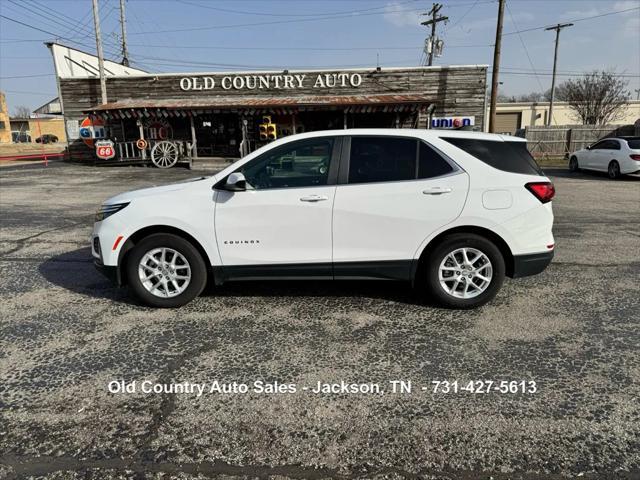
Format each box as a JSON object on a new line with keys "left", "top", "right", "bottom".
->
{"left": 442, "top": 137, "right": 543, "bottom": 175}
{"left": 626, "top": 139, "right": 640, "bottom": 149}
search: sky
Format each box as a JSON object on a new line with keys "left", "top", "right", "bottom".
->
{"left": 1, "top": 0, "right": 639, "bottom": 113}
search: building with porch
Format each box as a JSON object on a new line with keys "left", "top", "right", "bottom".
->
{"left": 48, "top": 43, "right": 488, "bottom": 167}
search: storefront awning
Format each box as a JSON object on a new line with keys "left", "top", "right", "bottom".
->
{"left": 85, "top": 94, "right": 433, "bottom": 119}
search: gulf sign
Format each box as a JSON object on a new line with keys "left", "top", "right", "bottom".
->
{"left": 431, "top": 116, "right": 475, "bottom": 129}
{"left": 79, "top": 117, "right": 106, "bottom": 147}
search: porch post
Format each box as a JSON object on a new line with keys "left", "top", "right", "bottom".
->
{"left": 137, "top": 119, "right": 146, "bottom": 159}
{"left": 343, "top": 110, "right": 348, "bottom": 129}
{"left": 189, "top": 114, "right": 198, "bottom": 160}
{"left": 291, "top": 113, "right": 296, "bottom": 135}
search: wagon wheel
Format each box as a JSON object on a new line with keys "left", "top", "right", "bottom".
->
{"left": 151, "top": 141, "right": 179, "bottom": 169}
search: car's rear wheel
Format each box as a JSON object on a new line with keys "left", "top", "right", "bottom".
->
{"left": 424, "top": 233, "right": 505, "bottom": 309}
{"left": 607, "top": 160, "right": 621, "bottom": 179}
{"left": 569, "top": 156, "right": 579, "bottom": 172}
{"left": 126, "top": 233, "right": 207, "bottom": 308}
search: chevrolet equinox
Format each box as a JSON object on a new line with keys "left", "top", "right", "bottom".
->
{"left": 92, "top": 129, "right": 555, "bottom": 309}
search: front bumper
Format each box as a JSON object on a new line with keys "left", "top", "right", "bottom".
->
{"left": 512, "top": 250, "right": 554, "bottom": 278}
{"left": 94, "top": 258, "right": 121, "bottom": 285}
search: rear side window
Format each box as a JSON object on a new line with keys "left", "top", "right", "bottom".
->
{"left": 348, "top": 137, "right": 455, "bottom": 184}
{"left": 419, "top": 141, "right": 454, "bottom": 178}
{"left": 442, "top": 137, "right": 542, "bottom": 175}
{"left": 349, "top": 137, "right": 416, "bottom": 184}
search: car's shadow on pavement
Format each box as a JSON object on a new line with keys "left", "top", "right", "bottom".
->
{"left": 38, "top": 247, "right": 140, "bottom": 306}
{"left": 545, "top": 167, "right": 640, "bottom": 182}
{"left": 40, "top": 247, "right": 431, "bottom": 308}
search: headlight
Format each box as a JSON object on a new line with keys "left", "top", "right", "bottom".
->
{"left": 95, "top": 202, "right": 129, "bottom": 222}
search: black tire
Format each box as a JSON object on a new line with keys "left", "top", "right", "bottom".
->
{"left": 424, "top": 233, "right": 506, "bottom": 309}
{"left": 569, "top": 156, "right": 579, "bottom": 172}
{"left": 607, "top": 160, "right": 621, "bottom": 179}
{"left": 125, "top": 233, "right": 207, "bottom": 308}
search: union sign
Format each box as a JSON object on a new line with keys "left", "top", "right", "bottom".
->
{"left": 431, "top": 116, "right": 475, "bottom": 129}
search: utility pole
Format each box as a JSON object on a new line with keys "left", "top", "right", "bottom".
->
{"left": 634, "top": 88, "right": 640, "bottom": 100}
{"left": 488, "top": 0, "right": 505, "bottom": 133}
{"left": 92, "top": 0, "right": 107, "bottom": 104}
{"left": 421, "top": 3, "right": 448, "bottom": 66}
{"left": 545, "top": 23, "right": 573, "bottom": 126}
{"left": 119, "top": 0, "right": 129, "bottom": 66}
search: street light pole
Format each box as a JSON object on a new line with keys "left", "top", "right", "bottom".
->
{"left": 545, "top": 22, "right": 573, "bottom": 126}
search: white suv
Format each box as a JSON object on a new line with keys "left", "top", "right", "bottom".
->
{"left": 92, "top": 129, "right": 555, "bottom": 309}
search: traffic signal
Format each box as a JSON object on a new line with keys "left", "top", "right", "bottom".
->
{"left": 258, "top": 116, "right": 277, "bottom": 141}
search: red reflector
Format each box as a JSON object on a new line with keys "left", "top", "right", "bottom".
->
{"left": 112, "top": 235, "right": 124, "bottom": 251}
{"left": 547, "top": 244, "right": 555, "bottom": 249}
{"left": 630, "top": 154, "right": 640, "bottom": 160}
{"left": 525, "top": 182, "right": 555, "bottom": 204}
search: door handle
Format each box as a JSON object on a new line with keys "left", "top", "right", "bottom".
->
{"left": 423, "top": 187, "right": 452, "bottom": 195}
{"left": 300, "top": 195, "right": 329, "bottom": 202}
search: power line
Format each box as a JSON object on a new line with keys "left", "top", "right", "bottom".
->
{"left": 0, "top": 73, "right": 55, "bottom": 79}
{"left": 0, "top": 12, "right": 122, "bottom": 60}
{"left": 505, "top": 1, "right": 544, "bottom": 92}
{"left": 444, "top": 0, "right": 479, "bottom": 32}
{"left": 125, "top": 43, "right": 492, "bottom": 51}
{"left": 120, "top": 6, "right": 430, "bottom": 35}
{"left": 174, "top": 0, "right": 421, "bottom": 18}
{"left": 502, "top": 6, "right": 640, "bottom": 36}
{"left": 3, "top": 90, "right": 58, "bottom": 96}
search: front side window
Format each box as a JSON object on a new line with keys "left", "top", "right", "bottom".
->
{"left": 240, "top": 138, "right": 334, "bottom": 189}
{"left": 348, "top": 136, "right": 416, "bottom": 184}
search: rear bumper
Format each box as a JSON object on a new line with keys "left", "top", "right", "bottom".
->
{"left": 512, "top": 250, "right": 554, "bottom": 278}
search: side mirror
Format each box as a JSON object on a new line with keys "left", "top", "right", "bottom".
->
{"left": 225, "top": 172, "right": 247, "bottom": 191}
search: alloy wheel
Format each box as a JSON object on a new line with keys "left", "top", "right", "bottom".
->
{"left": 138, "top": 247, "right": 191, "bottom": 298}
{"left": 438, "top": 247, "right": 493, "bottom": 299}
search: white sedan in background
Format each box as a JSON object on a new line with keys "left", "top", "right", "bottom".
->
{"left": 569, "top": 137, "right": 640, "bottom": 179}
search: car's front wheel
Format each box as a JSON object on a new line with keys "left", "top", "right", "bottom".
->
{"left": 608, "top": 160, "right": 621, "bottom": 179}
{"left": 569, "top": 156, "right": 579, "bottom": 172}
{"left": 126, "top": 233, "right": 207, "bottom": 308}
{"left": 424, "top": 233, "right": 505, "bottom": 309}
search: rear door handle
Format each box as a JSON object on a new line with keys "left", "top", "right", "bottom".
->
{"left": 300, "top": 195, "right": 329, "bottom": 202}
{"left": 423, "top": 187, "right": 452, "bottom": 195}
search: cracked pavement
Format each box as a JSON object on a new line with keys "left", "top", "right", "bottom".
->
{"left": 0, "top": 162, "right": 639, "bottom": 479}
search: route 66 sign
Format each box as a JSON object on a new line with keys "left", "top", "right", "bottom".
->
{"left": 96, "top": 139, "right": 116, "bottom": 160}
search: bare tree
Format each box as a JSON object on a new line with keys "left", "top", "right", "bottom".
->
{"left": 556, "top": 71, "right": 631, "bottom": 125}
{"left": 12, "top": 105, "right": 31, "bottom": 118}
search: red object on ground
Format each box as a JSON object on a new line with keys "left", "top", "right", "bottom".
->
{"left": 0, "top": 153, "right": 65, "bottom": 162}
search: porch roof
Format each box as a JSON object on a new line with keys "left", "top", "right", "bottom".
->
{"left": 85, "top": 94, "right": 433, "bottom": 118}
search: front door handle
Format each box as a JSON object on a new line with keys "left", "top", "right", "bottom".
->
{"left": 423, "top": 187, "right": 452, "bottom": 195}
{"left": 300, "top": 195, "right": 329, "bottom": 202}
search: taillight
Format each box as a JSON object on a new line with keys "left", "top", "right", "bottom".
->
{"left": 630, "top": 154, "right": 640, "bottom": 161}
{"left": 525, "top": 182, "right": 555, "bottom": 203}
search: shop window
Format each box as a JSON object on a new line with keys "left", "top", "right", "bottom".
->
{"left": 348, "top": 136, "right": 416, "bottom": 184}
{"left": 241, "top": 138, "right": 334, "bottom": 189}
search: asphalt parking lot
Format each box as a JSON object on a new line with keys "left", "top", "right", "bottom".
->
{"left": 0, "top": 161, "right": 639, "bottom": 479}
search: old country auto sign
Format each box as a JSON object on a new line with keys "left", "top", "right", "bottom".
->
{"left": 179, "top": 73, "right": 363, "bottom": 91}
